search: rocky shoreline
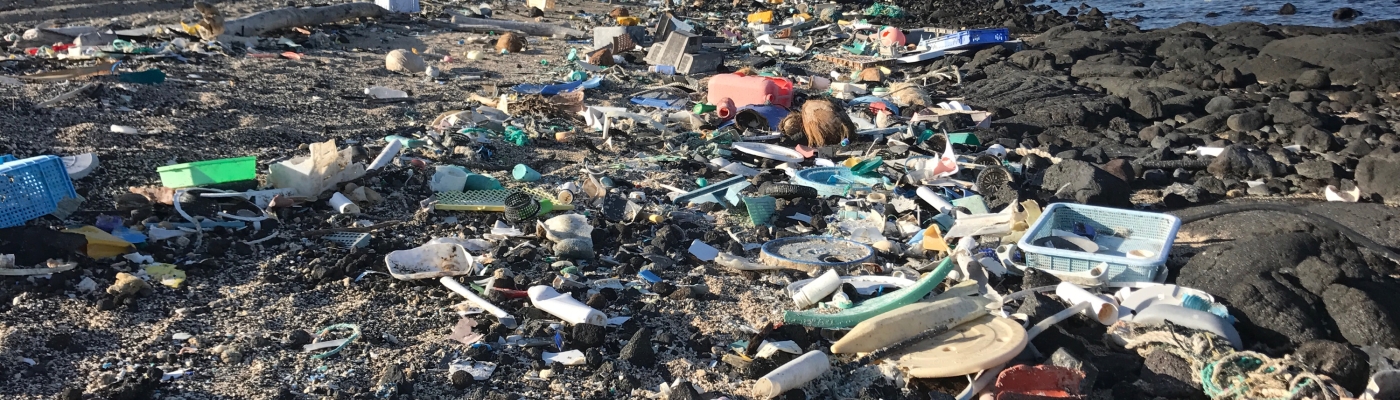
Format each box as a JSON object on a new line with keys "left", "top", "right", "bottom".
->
{"left": 0, "top": 1, "right": 1399, "bottom": 400}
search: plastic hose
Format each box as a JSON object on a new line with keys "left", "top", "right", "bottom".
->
{"left": 1177, "top": 203, "right": 1400, "bottom": 265}
{"left": 955, "top": 365, "right": 1005, "bottom": 400}
{"left": 784, "top": 257, "right": 954, "bottom": 328}
{"left": 1025, "top": 302, "right": 1092, "bottom": 340}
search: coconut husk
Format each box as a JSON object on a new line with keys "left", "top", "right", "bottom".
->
{"left": 386, "top": 49, "right": 427, "bottom": 73}
{"left": 801, "top": 99, "right": 854, "bottom": 147}
{"left": 888, "top": 81, "right": 931, "bottom": 108}
{"left": 858, "top": 67, "right": 883, "bottom": 83}
{"left": 194, "top": 1, "right": 225, "bottom": 41}
{"left": 609, "top": 7, "right": 629, "bottom": 17}
{"left": 496, "top": 32, "right": 525, "bottom": 53}
{"left": 779, "top": 110, "right": 805, "bottom": 142}
{"left": 587, "top": 47, "right": 614, "bottom": 66}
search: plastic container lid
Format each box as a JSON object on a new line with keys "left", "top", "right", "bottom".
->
{"left": 731, "top": 142, "right": 805, "bottom": 163}
{"left": 891, "top": 315, "right": 1028, "bottom": 378}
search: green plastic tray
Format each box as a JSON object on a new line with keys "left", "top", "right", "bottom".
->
{"left": 157, "top": 156, "right": 257, "bottom": 188}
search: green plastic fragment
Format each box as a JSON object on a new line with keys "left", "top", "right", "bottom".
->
{"left": 948, "top": 132, "right": 980, "bottom": 146}
{"left": 783, "top": 257, "right": 953, "bottom": 328}
{"left": 503, "top": 126, "right": 529, "bottom": 146}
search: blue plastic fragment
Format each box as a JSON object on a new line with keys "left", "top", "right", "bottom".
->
{"left": 638, "top": 270, "right": 662, "bottom": 283}
{"left": 512, "top": 77, "right": 603, "bottom": 95}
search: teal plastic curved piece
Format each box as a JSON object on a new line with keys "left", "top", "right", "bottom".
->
{"left": 783, "top": 257, "right": 954, "bottom": 328}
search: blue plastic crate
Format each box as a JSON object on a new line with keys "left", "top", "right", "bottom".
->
{"left": 919, "top": 28, "right": 1010, "bottom": 53}
{"left": 1016, "top": 203, "right": 1180, "bottom": 284}
{"left": 0, "top": 155, "right": 78, "bottom": 228}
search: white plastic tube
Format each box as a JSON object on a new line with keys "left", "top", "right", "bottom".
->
{"left": 368, "top": 139, "right": 403, "bottom": 170}
{"left": 1054, "top": 282, "right": 1119, "bottom": 325}
{"left": 792, "top": 269, "right": 841, "bottom": 309}
{"left": 527, "top": 285, "right": 606, "bottom": 326}
{"left": 753, "top": 351, "right": 830, "bottom": 399}
{"left": 329, "top": 192, "right": 360, "bottom": 214}
{"left": 441, "top": 277, "right": 518, "bottom": 328}
{"left": 916, "top": 186, "right": 954, "bottom": 214}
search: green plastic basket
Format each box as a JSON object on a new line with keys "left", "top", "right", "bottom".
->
{"left": 157, "top": 156, "right": 257, "bottom": 188}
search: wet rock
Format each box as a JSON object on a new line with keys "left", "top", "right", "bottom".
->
{"left": 1260, "top": 34, "right": 1398, "bottom": 87}
{"left": 220, "top": 347, "right": 243, "bottom": 364}
{"left": 450, "top": 370, "right": 473, "bottom": 389}
{"left": 1215, "top": 67, "right": 1255, "bottom": 89}
{"left": 1016, "top": 292, "right": 1066, "bottom": 322}
{"left": 1208, "top": 146, "right": 1286, "bottom": 180}
{"left": 59, "top": 387, "right": 82, "bottom": 400}
{"left": 1332, "top": 7, "right": 1359, "bottom": 20}
{"left": 1039, "top": 159, "right": 1131, "bottom": 206}
{"left": 668, "top": 380, "right": 704, "bottom": 400}
{"left": 1205, "top": 96, "right": 1237, "bottom": 114}
{"left": 668, "top": 286, "right": 699, "bottom": 300}
{"left": 1289, "top": 91, "right": 1316, "bottom": 103}
{"left": 1048, "top": 348, "right": 1097, "bottom": 392}
{"left": 620, "top": 328, "right": 656, "bottom": 367}
{"left": 572, "top": 323, "right": 606, "bottom": 349}
{"left": 1298, "top": 70, "right": 1331, "bottom": 90}
{"left": 1322, "top": 283, "right": 1400, "bottom": 348}
{"left": 1296, "top": 159, "right": 1342, "bottom": 179}
{"left": 1279, "top": 3, "right": 1297, "bottom": 14}
{"left": 1293, "top": 125, "right": 1336, "bottom": 152}
{"left": 1140, "top": 351, "right": 1203, "bottom": 399}
{"left": 1195, "top": 176, "right": 1227, "bottom": 195}
{"left": 47, "top": 333, "right": 72, "bottom": 350}
{"left": 1355, "top": 150, "right": 1400, "bottom": 204}
{"left": 284, "top": 329, "right": 313, "bottom": 348}
{"left": 1294, "top": 340, "right": 1370, "bottom": 393}
{"left": 1162, "top": 183, "right": 1208, "bottom": 207}
{"left": 1177, "top": 232, "right": 1329, "bottom": 349}
{"left": 1227, "top": 112, "right": 1264, "bottom": 132}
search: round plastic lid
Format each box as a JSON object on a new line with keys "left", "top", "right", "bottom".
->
{"left": 892, "top": 315, "right": 1028, "bottom": 378}
{"left": 760, "top": 236, "right": 874, "bottom": 270}
{"left": 731, "top": 142, "right": 806, "bottom": 164}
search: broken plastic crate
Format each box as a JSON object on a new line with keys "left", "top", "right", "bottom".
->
{"left": 918, "top": 28, "right": 1009, "bottom": 53}
{"left": 156, "top": 156, "right": 257, "bottom": 188}
{"left": 0, "top": 155, "right": 78, "bottom": 228}
{"left": 1017, "top": 203, "right": 1180, "bottom": 284}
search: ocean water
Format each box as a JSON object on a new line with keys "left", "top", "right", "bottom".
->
{"left": 1043, "top": 0, "right": 1400, "bottom": 29}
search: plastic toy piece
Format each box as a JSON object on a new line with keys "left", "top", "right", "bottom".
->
{"left": 830, "top": 295, "right": 990, "bottom": 354}
{"left": 752, "top": 351, "right": 829, "bottom": 399}
{"left": 889, "top": 315, "right": 1027, "bottom": 378}
{"left": 783, "top": 257, "right": 953, "bottom": 328}
{"left": 527, "top": 285, "right": 606, "bottom": 326}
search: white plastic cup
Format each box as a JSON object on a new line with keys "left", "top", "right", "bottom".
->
{"left": 431, "top": 166, "right": 468, "bottom": 192}
{"left": 916, "top": 186, "right": 954, "bottom": 214}
{"left": 329, "top": 192, "right": 361, "bottom": 214}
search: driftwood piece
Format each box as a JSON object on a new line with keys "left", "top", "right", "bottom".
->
{"left": 224, "top": 3, "right": 386, "bottom": 37}
{"left": 446, "top": 11, "right": 585, "bottom": 38}
{"left": 422, "top": 20, "right": 526, "bottom": 36}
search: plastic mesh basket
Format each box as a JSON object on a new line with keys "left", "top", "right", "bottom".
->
{"left": 1016, "top": 203, "right": 1181, "bottom": 284}
{"left": 0, "top": 155, "right": 78, "bottom": 228}
{"left": 433, "top": 188, "right": 571, "bottom": 212}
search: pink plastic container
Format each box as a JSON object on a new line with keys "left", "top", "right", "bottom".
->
{"left": 707, "top": 74, "right": 794, "bottom": 109}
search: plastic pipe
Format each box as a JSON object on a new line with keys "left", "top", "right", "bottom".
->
{"left": 753, "top": 350, "right": 830, "bottom": 399}
{"left": 916, "top": 186, "right": 954, "bottom": 214}
{"left": 784, "top": 257, "right": 953, "bottom": 328}
{"left": 368, "top": 138, "right": 403, "bottom": 170}
{"left": 792, "top": 269, "right": 841, "bottom": 309}
{"left": 1054, "top": 282, "right": 1119, "bottom": 325}
{"left": 1038, "top": 263, "right": 1109, "bottom": 287}
{"left": 527, "top": 285, "right": 606, "bottom": 326}
{"left": 441, "top": 277, "right": 518, "bottom": 329}
{"left": 329, "top": 192, "right": 360, "bottom": 214}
